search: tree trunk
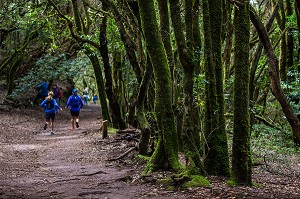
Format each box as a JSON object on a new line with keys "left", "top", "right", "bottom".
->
{"left": 272, "top": 0, "right": 287, "bottom": 80}
{"left": 137, "top": 55, "right": 153, "bottom": 155}
{"left": 286, "top": 0, "right": 294, "bottom": 69}
{"left": 138, "top": 0, "right": 180, "bottom": 172}
{"left": 100, "top": 3, "right": 126, "bottom": 130}
{"left": 250, "top": 6, "right": 300, "bottom": 145}
{"left": 169, "top": 0, "right": 204, "bottom": 174}
{"left": 69, "top": 0, "right": 111, "bottom": 122}
{"left": 249, "top": 2, "right": 279, "bottom": 126}
{"left": 84, "top": 47, "right": 111, "bottom": 122}
{"left": 105, "top": 0, "right": 142, "bottom": 83}
{"left": 207, "top": 0, "right": 230, "bottom": 176}
{"left": 232, "top": 0, "right": 252, "bottom": 185}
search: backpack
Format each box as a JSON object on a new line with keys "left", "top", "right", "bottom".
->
{"left": 46, "top": 100, "right": 55, "bottom": 110}
{"left": 71, "top": 96, "right": 80, "bottom": 108}
{"left": 59, "top": 88, "right": 63, "bottom": 98}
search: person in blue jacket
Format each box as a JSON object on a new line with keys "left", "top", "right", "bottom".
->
{"left": 92, "top": 94, "right": 98, "bottom": 104}
{"left": 33, "top": 81, "right": 49, "bottom": 105}
{"left": 65, "top": 89, "right": 84, "bottom": 130}
{"left": 40, "top": 91, "right": 62, "bottom": 135}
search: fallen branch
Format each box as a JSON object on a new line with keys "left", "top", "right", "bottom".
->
{"left": 116, "top": 128, "right": 140, "bottom": 134}
{"left": 52, "top": 178, "right": 80, "bottom": 183}
{"left": 255, "top": 115, "right": 282, "bottom": 130}
{"left": 107, "top": 146, "right": 137, "bottom": 161}
{"left": 75, "top": 170, "right": 106, "bottom": 177}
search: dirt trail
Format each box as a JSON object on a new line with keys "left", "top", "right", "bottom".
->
{"left": 1, "top": 97, "right": 300, "bottom": 199}
{"left": 0, "top": 104, "right": 154, "bottom": 199}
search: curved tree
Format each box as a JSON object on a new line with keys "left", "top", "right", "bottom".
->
{"left": 250, "top": 5, "right": 300, "bottom": 145}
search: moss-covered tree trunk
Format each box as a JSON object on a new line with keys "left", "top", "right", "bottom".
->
{"left": 112, "top": 50, "right": 126, "bottom": 118}
{"left": 137, "top": 56, "right": 153, "bottom": 155}
{"left": 158, "top": 0, "right": 174, "bottom": 83}
{"left": 203, "top": 0, "right": 229, "bottom": 176}
{"left": 232, "top": 0, "right": 252, "bottom": 185}
{"left": 206, "top": 0, "right": 230, "bottom": 176}
{"left": 69, "top": 0, "right": 111, "bottom": 122}
{"left": 138, "top": 0, "right": 180, "bottom": 172}
{"left": 286, "top": 0, "right": 294, "bottom": 70}
{"left": 169, "top": 0, "right": 204, "bottom": 174}
{"left": 84, "top": 47, "right": 111, "bottom": 121}
{"left": 273, "top": 0, "right": 287, "bottom": 80}
{"left": 100, "top": 4, "right": 126, "bottom": 130}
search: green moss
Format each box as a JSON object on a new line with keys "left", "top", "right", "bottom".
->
{"left": 108, "top": 127, "right": 118, "bottom": 134}
{"left": 227, "top": 179, "right": 237, "bottom": 186}
{"left": 252, "top": 182, "right": 264, "bottom": 188}
{"left": 137, "top": 154, "right": 151, "bottom": 160}
{"left": 183, "top": 175, "right": 211, "bottom": 188}
{"left": 143, "top": 162, "right": 156, "bottom": 176}
{"left": 166, "top": 186, "right": 175, "bottom": 191}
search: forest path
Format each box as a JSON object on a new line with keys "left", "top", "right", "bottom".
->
{"left": 1, "top": 94, "right": 300, "bottom": 199}
{"left": 0, "top": 104, "right": 155, "bottom": 199}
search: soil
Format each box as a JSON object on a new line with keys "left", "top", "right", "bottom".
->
{"left": 1, "top": 92, "right": 300, "bottom": 199}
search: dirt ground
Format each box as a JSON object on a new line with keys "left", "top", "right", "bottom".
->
{"left": 1, "top": 93, "right": 300, "bottom": 198}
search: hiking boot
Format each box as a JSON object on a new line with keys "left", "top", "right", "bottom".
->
{"left": 76, "top": 122, "right": 79, "bottom": 128}
{"left": 50, "top": 132, "right": 54, "bottom": 135}
{"left": 44, "top": 123, "right": 47, "bottom": 130}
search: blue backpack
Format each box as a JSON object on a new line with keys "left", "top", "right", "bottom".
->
{"left": 46, "top": 99, "right": 55, "bottom": 110}
{"left": 71, "top": 96, "right": 80, "bottom": 108}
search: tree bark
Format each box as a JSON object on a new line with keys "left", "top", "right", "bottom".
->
{"left": 232, "top": 0, "right": 252, "bottom": 185}
{"left": 169, "top": 0, "right": 204, "bottom": 174}
{"left": 138, "top": 0, "right": 180, "bottom": 172}
{"left": 100, "top": 2, "right": 126, "bottom": 130}
{"left": 207, "top": 0, "right": 230, "bottom": 176}
{"left": 137, "top": 55, "right": 153, "bottom": 155}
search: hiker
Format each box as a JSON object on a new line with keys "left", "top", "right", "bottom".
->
{"left": 52, "top": 84, "right": 60, "bottom": 102}
{"left": 33, "top": 81, "right": 48, "bottom": 105}
{"left": 92, "top": 94, "right": 98, "bottom": 104}
{"left": 65, "top": 89, "right": 84, "bottom": 130}
{"left": 83, "top": 87, "right": 89, "bottom": 105}
{"left": 40, "top": 91, "right": 62, "bottom": 135}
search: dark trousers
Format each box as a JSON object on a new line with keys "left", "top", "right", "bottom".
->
{"left": 33, "top": 93, "right": 47, "bottom": 105}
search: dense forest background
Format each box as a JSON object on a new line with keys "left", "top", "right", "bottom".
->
{"left": 1, "top": 0, "right": 300, "bottom": 188}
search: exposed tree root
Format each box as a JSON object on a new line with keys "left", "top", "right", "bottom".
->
{"left": 107, "top": 146, "right": 137, "bottom": 161}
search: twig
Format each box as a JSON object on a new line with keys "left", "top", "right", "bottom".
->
{"left": 107, "top": 146, "right": 137, "bottom": 161}
{"left": 52, "top": 178, "right": 80, "bottom": 183}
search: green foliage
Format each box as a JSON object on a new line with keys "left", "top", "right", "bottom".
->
{"left": 9, "top": 53, "right": 91, "bottom": 100}
{"left": 251, "top": 124, "right": 295, "bottom": 154}
{"left": 282, "top": 70, "right": 300, "bottom": 115}
{"left": 251, "top": 124, "right": 300, "bottom": 176}
{"left": 193, "top": 73, "right": 206, "bottom": 108}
